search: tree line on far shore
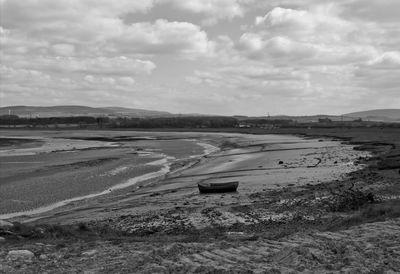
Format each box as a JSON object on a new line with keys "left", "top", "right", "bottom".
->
{"left": 0, "top": 115, "right": 101, "bottom": 126}
{"left": 1, "top": 114, "right": 399, "bottom": 129}
{"left": 0, "top": 115, "right": 238, "bottom": 128}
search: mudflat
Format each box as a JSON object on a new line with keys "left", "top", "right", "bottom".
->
{"left": 0, "top": 130, "right": 212, "bottom": 217}
{"left": 1, "top": 128, "right": 399, "bottom": 273}
{"left": 1, "top": 130, "right": 365, "bottom": 222}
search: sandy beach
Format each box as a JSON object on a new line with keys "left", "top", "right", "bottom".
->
{"left": 0, "top": 130, "right": 217, "bottom": 217}
{"left": 1, "top": 128, "right": 399, "bottom": 273}
{"left": 1, "top": 130, "right": 367, "bottom": 223}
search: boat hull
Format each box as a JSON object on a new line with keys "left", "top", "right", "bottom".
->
{"left": 198, "top": 181, "right": 239, "bottom": 194}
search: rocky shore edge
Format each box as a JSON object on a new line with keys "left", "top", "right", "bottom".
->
{"left": 1, "top": 128, "right": 399, "bottom": 273}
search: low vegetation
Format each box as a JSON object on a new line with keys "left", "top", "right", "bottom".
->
{"left": 2, "top": 113, "right": 400, "bottom": 129}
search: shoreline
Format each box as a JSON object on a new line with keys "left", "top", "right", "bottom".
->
{"left": 0, "top": 140, "right": 220, "bottom": 221}
{"left": 0, "top": 160, "right": 169, "bottom": 220}
{"left": 2, "top": 131, "right": 370, "bottom": 225}
{"left": 1, "top": 127, "right": 399, "bottom": 273}
{"left": 0, "top": 129, "right": 390, "bottom": 222}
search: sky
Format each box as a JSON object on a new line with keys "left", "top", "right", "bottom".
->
{"left": 0, "top": 0, "right": 399, "bottom": 116}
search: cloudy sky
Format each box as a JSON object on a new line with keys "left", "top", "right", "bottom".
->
{"left": 1, "top": 0, "right": 399, "bottom": 115}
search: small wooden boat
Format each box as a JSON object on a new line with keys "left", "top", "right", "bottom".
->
{"left": 198, "top": 181, "right": 239, "bottom": 193}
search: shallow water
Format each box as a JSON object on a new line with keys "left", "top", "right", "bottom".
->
{"left": 0, "top": 130, "right": 369, "bottom": 220}
{"left": 0, "top": 132, "right": 213, "bottom": 217}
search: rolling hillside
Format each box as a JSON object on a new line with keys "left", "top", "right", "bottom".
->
{"left": 239, "top": 109, "right": 400, "bottom": 123}
{"left": 344, "top": 109, "right": 400, "bottom": 122}
{"left": 0, "top": 105, "right": 173, "bottom": 118}
{"left": 1, "top": 106, "right": 399, "bottom": 122}
{"left": 102, "top": 107, "right": 172, "bottom": 117}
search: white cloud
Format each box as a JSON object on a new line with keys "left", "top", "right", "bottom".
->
{"left": 0, "top": 1, "right": 213, "bottom": 58}
{"left": 239, "top": 5, "right": 381, "bottom": 66}
{"left": 0, "top": 0, "right": 217, "bottom": 111}
{"left": 1, "top": 0, "right": 155, "bottom": 27}
{"left": 51, "top": 44, "right": 76, "bottom": 56}
{"left": 341, "top": 0, "right": 400, "bottom": 23}
{"left": 254, "top": 5, "right": 353, "bottom": 38}
{"left": 186, "top": 62, "right": 311, "bottom": 95}
{"left": 0, "top": 0, "right": 399, "bottom": 114}
{"left": 354, "top": 51, "right": 400, "bottom": 91}
{"left": 1, "top": 55, "right": 156, "bottom": 76}
{"left": 163, "top": 0, "right": 250, "bottom": 25}
{"left": 108, "top": 19, "right": 214, "bottom": 58}
{"left": 239, "top": 34, "right": 318, "bottom": 60}
{"left": 185, "top": 0, "right": 400, "bottom": 114}
{"left": 118, "top": 77, "right": 136, "bottom": 86}
{"left": 367, "top": 51, "right": 400, "bottom": 68}
{"left": 84, "top": 75, "right": 95, "bottom": 83}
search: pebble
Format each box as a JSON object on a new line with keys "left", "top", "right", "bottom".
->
{"left": 6, "top": 250, "right": 35, "bottom": 261}
{"left": 82, "top": 249, "right": 97, "bottom": 256}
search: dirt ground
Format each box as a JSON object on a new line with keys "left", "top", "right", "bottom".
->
{"left": 1, "top": 127, "right": 400, "bottom": 273}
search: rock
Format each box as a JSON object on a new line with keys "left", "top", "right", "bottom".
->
{"left": 82, "top": 249, "right": 97, "bottom": 256}
{"left": 0, "top": 220, "right": 13, "bottom": 228}
{"left": 34, "top": 227, "right": 46, "bottom": 235}
{"left": 6, "top": 250, "right": 35, "bottom": 261}
{"left": 39, "top": 254, "right": 48, "bottom": 260}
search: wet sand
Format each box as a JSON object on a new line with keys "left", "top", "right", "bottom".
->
{"left": 0, "top": 130, "right": 215, "bottom": 218}
{"left": 1, "top": 128, "right": 399, "bottom": 273}
{"left": 0, "top": 130, "right": 368, "bottom": 224}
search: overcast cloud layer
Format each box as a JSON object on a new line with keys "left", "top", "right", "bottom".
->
{"left": 1, "top": 0, "right": 399, "bottom": 115}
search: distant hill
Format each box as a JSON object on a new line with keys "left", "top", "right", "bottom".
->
{"left": 0, "top": 105, "right": 173, "bottom": 118}
{"left": 237, "top": 109, "right": 400, "bottom": 123}
{"left": 271, "top": 115, "right": 353, "bottom": 123}
{"left": 2, "top": 106, "right": 399, "bottom": 122}
{"left": 237, "top": 115, "right": 355, "bottom": 123}
{"left": 102, "top": 107, "right": 172, "bottom": 117}
{"left": 344, "top": 109, "right": 400, "bottom": 122}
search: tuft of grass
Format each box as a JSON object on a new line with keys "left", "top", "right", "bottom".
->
{"left": 328, "top": 187, "right": 376, "bottom": 212}
{"left": 359, "top": 199, "right": 400, "bottom": 219}
{"left": 326, "top": 199, "right": 400, "bottom": 231}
